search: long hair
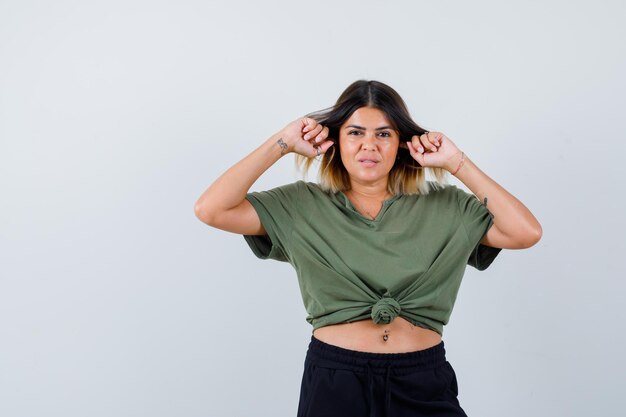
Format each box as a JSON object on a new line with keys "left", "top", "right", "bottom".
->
{"left": 295, "top": 80, "right": 448, "bottom": 195}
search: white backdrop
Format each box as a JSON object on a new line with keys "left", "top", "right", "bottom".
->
{"left": 1, "top": 1, "right": 625, "bottom": 416}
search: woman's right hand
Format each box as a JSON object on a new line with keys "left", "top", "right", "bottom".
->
{"left": 195, "top": 117, "right": 332, "bottom": 234}
{"left": 279, "top": 117, "right": 334, "bottom": 157}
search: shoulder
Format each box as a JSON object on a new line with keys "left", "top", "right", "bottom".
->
{"left": 428, "top": 180, "right": 462, "bottom": 193}
{"left": 299, "top": 181, "right": 336, "bottom": 198}
{"left": 248, "top": 180, "right": 304, "bottom": 196}
{"left": 394, "top": 182, "right": 461, "bottom": 215}
{"left": 425, "top": 181, "right": 470, "bottom": 201}
{"left": 255, "top": 180, "right": 334, "bottom": 202}
{"left": 403, "top": 180, "right": 457, "bottom": 201}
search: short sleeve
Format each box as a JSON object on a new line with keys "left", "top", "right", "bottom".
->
{"left": 242, "top": 181, "right": 301, "bottom": 262}
{"left": 454, "top": 186, "right": 502, "bottom": 270}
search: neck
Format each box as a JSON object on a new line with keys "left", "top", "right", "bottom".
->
{"left": 348, "top": 179, "right": 390, "bottom": 200}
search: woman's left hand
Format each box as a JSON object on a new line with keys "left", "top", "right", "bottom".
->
{"left": 402, "top": 132, "right": 462, "bottom": 172}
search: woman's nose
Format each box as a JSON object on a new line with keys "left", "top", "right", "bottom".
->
{"left": 361, "top": 134, "right": 377, "bottom": 149}
{"left": 361, "top": 142, "right": 375, "bottom": 151}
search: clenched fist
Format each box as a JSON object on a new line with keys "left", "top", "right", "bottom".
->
{"left": 401, "top": 131, "right": 463, "bottom": 173}
{"left": 277, "top": 117, "right": 334, "bottom": 158}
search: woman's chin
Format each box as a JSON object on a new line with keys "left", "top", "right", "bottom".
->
{"left": 349, "top": 171, "right": 390, "bottom": 184}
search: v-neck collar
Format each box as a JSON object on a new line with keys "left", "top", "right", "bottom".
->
{"left": 337, "top": 191, "right": 402, "bottom": 223}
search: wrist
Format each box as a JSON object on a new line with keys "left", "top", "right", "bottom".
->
{"left": 269, "top": 132, "right": 291, "bottom": 156}
{"left": 446, "top": 151, "right": 465, "bottom": 175}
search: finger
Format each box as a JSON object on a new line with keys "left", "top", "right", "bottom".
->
{"left": 406, "top": 141, "right": 417, "bottom": 155}
{"left": 406, "top": 141, "right": 425, "bottom": 166}
{"left": 304, "top": 124, "right": 322, "bottom": 140}
{"left": 310, "top": 140, "right": 334, "bottom": 158}
{"left": 302, "top": 118, "right": 316, "bottom": 133}
{"left": 319, "top": 139, "right": 334, "bottom": 153}
{"left": 304, "top": 124, "right": 323, "bottom": 140}
{"left": 420, "top": 134, "right": 437, "bottom": 153}
{"left": 429, "top": 132, "right": 442, "bottom": 147}
{"left": 407, "top": 140, "right": 423, "bottom": 155}
{"left": 411, "top": 135, "right": 424, "bottom": 153}
{"left": 314, "top": 126, "right": 329, "bottom": 143}
{"left": 427, "top": 132, "right": 440, "bottom": 151}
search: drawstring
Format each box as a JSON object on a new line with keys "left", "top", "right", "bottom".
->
{"left": 384, "top": 363, "right": 391, "bottom": 416}
{"left": 365, "top": 360, "right": 393, "bottom": 417}
{"left": 366, "top": 361, "right": 375, "bottom": 417}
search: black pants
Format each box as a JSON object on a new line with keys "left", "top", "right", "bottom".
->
{"left": 297, "top": 335, "right": 468, "bottom": 417}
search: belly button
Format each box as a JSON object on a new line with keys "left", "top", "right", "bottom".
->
{"left": 382, "top": 329, "right": 389, "bottom": 342}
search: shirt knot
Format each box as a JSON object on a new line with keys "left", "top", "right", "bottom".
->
{"left": 371, "top": 296, "right": 401, "bottom": 324}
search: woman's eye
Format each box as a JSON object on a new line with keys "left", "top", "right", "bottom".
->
{"left": 347, "top": 130, "right": 391, "bottom": 138}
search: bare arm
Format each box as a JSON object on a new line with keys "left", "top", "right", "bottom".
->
{"left": 193, "top": 118, "right": 333, "bottom": 235}
{"left": 449, "top": 153, "right": 542, "bottom": 249}
{"left": 405, "top": 132, "right": 542, "bottom": 249}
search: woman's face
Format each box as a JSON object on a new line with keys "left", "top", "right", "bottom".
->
{"left": 338, "top": 107, "right": 400, "bottom": 187}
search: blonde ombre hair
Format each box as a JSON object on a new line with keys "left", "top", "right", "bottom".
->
{"left": 295, "top": 80, "right": 448, "bottom": 195}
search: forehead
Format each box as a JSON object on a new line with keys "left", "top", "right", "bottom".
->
{"left": 342, "top": 107, "right": 392, "bottom": 128}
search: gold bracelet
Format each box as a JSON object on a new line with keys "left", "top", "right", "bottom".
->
{"left": 451, "top": 152, "right": 465, "bottom": 175}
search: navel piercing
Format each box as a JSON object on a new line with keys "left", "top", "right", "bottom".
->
{"left": 382, "top": 329, "right": 390, "bottom": 342}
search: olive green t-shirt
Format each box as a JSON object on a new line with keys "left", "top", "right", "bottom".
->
{"left": 243, "top": 180, "right": 501, "bottom": 335}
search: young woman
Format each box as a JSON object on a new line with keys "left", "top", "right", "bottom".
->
{"left": 194, "top": 80, "right": 542, "bottom": 417}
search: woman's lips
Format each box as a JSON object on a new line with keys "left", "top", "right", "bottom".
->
{"left": 359, "top": 159, "right": 378, "bottom": 167}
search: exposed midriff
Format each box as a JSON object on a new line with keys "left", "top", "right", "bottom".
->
{"left": 312, "top": 317, "right": 443, "bottom": 353}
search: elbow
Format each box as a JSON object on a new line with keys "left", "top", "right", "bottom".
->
{"left": 194, "top": 202, "right": 216, "bottom": 225}
{"left": 531, "top": 222, "right": 543, "bottom": 245}
{"left": 520, "top": 224, "right": 543, "bottom": 248}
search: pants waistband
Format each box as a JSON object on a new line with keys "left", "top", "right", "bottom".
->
{"left": 306, "top": 335, "right": 447, "bottom": 373}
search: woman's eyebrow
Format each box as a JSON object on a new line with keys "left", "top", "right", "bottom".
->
{"left": 345, "top": 124, "right": 393, "bottom": 130}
